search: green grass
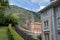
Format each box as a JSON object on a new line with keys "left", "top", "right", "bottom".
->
{"left": 0, "top": 27, "right": 9, "bottom": 40}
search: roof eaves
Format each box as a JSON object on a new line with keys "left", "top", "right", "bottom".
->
{"left": 38, "top": 0, "right": 60, "bottom": 13}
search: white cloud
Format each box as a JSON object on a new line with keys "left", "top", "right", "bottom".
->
{"left": 37, "top": 6, "right": 45, "bottom": 11}
{"left": 31, "top": 0, "right": 50, "bottom": 12}
{"left": 31, "top": 0, "right": 50, "bottom": 5}
{"left": 9, "top": 3, "right": 14, "bottom": 5}
{"left": 40, "top": 6, "right": 45, "bottom": 9}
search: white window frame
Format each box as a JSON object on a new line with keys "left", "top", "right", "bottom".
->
{"left": 44, "top": 20, "right": 49, "bottom": 28}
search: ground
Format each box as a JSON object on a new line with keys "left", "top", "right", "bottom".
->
{"left": 0, "top": 27, "right": 9, "bottom": 40}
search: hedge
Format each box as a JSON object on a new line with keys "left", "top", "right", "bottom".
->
{"left": 8, "top": 24, "right": 24, "bottom": 40}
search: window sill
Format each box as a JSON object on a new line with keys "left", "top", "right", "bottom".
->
{"left": 44, "top": 27, "right": 48, "bottom": 29}
{"left": 58, "top": 25, "right": 60, "bottom": 27}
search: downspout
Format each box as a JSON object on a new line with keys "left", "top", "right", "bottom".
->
{"left": 50, "top": 8, "right": 54, "bottom": 40}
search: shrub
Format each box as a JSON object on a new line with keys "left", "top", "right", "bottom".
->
{"left": 8, "top": 24, "right": 24, "bottom": 40}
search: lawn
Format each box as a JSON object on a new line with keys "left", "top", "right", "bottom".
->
{"left": 0, "top": 27, "right": 9, "bottom": 40}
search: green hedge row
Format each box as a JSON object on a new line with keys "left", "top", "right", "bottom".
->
{"left": 8, "top": 24, "right": 24, "bottom": 40}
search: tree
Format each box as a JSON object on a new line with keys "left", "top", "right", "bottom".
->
{"left": 5, "top": 13, "right": 19, "bottom": 26}
{"left": 0, "top": 0, "right": 9, "bottom": 25}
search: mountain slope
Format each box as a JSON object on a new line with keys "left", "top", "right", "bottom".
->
{"left": 9, "top": 5, "right": 40, "bottom": 22}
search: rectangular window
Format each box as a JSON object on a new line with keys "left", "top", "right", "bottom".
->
{"left": 58, "top": 18, "right": 60, "bottom": 26}
{"left": 45, "top": 34, "right": 49, "bottom": 40}
{"left": 58, "top": 30, "right": 60, "bottom": 40}
{"left": 44, "top": 20, "right": 49, "bottom": 28}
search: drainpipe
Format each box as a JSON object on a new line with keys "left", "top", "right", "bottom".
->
{"left": 50, "top": 8, "right": 54, "bottom": 40}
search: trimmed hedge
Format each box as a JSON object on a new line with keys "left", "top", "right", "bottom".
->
{"left": 8, "top": 24, "right": 24, "bottom": 40}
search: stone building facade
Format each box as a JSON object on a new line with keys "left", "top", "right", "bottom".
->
{"left": 38, "top": 0, "right": 60, "bottom": 40}
{"left": 30, "top": 22, "right": 41, "bottom": 34}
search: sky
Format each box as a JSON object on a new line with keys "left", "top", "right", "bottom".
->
{"left": 9, "top": 0, "right": 50, "bottom": 12}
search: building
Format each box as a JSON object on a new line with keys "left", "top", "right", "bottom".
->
{"left": 25, "top": 19, "right": 41, "bottom": 34}
{"left": 38, "top": 0, "right": 60, "bottom": 40}
{"left": 30, "top": 22, "right": 41, "bottom": 34}
{"left": 25, "top": 12, "right": 34, "bottom": 30}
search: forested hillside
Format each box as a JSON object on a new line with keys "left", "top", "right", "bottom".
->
{"left": 9, "top": 5, "right": 40, "bottom": 22}
{"left": 7, "top": 5, "right": 40, "bottom": 27}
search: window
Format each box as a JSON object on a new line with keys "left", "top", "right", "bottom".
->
{"left": 45, "top": 34, "right": 49, "bottom": 40}
{"left": 44, "top": 32, "right": 49, "bottom": 40}
{"left": 58, "top": 30, "right": 60, "bottom": 40}
{"left": 44, "top": 20, "right": 49, "bottom": 28}
{"left": 58, "top": 18, "right": 60, "bottom": 26}
{"left": 58, "top": 30, "right": 60, "bottom": 34}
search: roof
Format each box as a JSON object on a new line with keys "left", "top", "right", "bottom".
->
{"left": 31, "top": 22, "right": 41, "bottom": 25}
{"left": 38, "top": 0, "right": 60, "bottom": 13}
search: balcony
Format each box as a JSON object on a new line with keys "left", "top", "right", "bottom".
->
{"left": 43, "top": 27, "right": 50, "bottom": 31}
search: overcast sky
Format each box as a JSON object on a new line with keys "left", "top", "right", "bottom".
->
{"left": 9, "top": 0, "right": 50, "bottom": 12}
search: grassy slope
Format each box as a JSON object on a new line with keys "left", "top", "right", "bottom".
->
{"left": 0, "top": 27, "right": 8, "bottom": 40}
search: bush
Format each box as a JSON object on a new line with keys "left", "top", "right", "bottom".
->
{"left": 8, "top": 24, "right": 24, "bottom": 40}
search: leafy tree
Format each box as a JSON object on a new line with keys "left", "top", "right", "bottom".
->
{"left": 0, "top": 0, "right": 9, "bottom": 25}
{"left": 5, "top": 13, "right": 19, "bottom": 26}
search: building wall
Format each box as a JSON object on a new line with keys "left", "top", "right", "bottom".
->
{"left": 54, "top": 5, "right": 60, "bottom": 40}
{"left": 31, "top": 22, "right": 41, "bottom": 34}
{"left": 41, "top": 8, "right": 52, "bottom": 40}
{"left": 40, "top": 8, "right": 57, "bottom": 40}
{"left": 40, "top": 0, "right": 60, "bottom": 40}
